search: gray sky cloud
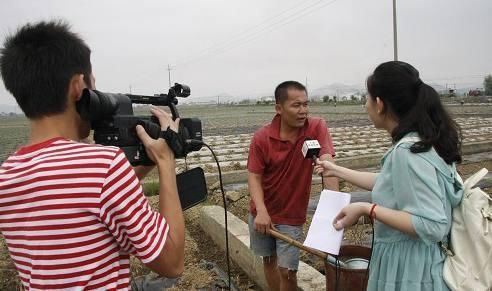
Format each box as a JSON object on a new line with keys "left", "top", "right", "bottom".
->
{"left": 0, "top": 0, "right": 491, "bottom": 105}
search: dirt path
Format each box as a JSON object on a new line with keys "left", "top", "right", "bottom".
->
{"left": 130, "top": 159, "right": 492, "bottom": 290}
{"left": 0, "top": 159, "right": 491, "bottom": 290}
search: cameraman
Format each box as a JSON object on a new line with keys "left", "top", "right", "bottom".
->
{"left": 0, "top": 20, "right": 184, "bottom": 290}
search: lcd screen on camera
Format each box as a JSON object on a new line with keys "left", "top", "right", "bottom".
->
{"left": 176, "top": 167, "right": 208, "bottom": 210}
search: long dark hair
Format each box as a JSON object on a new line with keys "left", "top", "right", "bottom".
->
{"left": 367, "top": 61, "right": 462, "bottom": 164}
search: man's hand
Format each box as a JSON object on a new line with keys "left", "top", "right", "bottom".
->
{"left": 136, "top": 106, "right": 180, "bottom": 165}
{"left": 254, "top": 209, "right": 272, "bottom": 234}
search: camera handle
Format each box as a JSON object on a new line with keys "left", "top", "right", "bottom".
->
{"left": 168, "top": 101, "right": 180, "bottom": 119}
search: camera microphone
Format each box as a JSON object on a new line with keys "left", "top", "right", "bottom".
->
{"left": 302, "top": 139, "right": 321, "bottom": 160}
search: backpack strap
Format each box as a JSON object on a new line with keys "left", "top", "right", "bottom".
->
{"left": 463, "top": 168, "right": 489, "bottom": 197}
{"left": 441, "top": 168, "right": 490, "bottom": 256}
{"left": 394, "top": 136, "right": 421, "bottom": 147}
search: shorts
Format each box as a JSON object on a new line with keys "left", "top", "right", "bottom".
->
{"left": 248, "top": 214, "right": 303, "bottom": 271}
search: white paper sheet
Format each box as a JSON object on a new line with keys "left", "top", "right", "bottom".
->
{"left": 303, "top": 190, "right": 351, "bottom": 255}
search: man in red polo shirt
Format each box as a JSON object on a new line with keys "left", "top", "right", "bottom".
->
{"left": 248, "top": 81, "right": 338, "bottom": 290}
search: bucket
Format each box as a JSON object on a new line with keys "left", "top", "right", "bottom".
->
{"left": 325, "top": 245, "right": 371, "bottom": 291}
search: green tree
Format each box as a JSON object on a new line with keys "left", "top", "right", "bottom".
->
{"left": 239, "top": 98, "right": 251, "bottom": 104}
{"left": 322, "top": 95, "right": 330, "bottom": 102}
{"left": 484, "top": 75, "right": 492, "bottom": 95}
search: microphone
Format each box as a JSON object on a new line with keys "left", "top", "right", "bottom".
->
{"left": 302, "top": 139, "right": 321, "bottom": 160}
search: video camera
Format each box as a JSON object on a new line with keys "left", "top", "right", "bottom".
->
{"left": 76, "top": 83, "right": 203, "bottom": 165}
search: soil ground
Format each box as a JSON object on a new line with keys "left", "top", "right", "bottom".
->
{"left": 1, "top": 160, "right": 489, "bottom": 291}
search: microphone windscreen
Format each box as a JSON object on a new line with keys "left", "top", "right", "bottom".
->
{"left": 302, "top": 139, "right": 321, "bottom": 159}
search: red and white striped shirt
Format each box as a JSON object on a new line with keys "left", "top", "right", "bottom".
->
{"left": 0, "top": 137, "right": 168, "bottom": 290}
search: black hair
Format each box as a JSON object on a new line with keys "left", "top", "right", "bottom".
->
{"left": 0, "top": 20, "right": 92, "bottom": 119}
{"left": 367, "top": 61, "right": 462, "bottom": 164}
{"left": 274, "top": 81, "right": 307, "bottom": 104}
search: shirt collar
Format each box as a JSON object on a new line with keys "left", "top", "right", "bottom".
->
{"left": 268, "top": 114, "right": 309, "bottom": 141}
{"left": 16, "top": 137, "right": 67, "bottom": 155}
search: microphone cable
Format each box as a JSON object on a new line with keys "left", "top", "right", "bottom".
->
{"left": 318, "top": 168, "right": 374, "bottom": 291}
{"left": 364, "top": 217, "right": 375, "bottom": 290}
{"left": 188, "top": 139, "right": 234, "bottom": 290}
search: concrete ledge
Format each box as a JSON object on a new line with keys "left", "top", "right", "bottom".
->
{"left": 336, "top": 153, "right": 382, "bottom": 169}
{"left": 205, "top": 170, "right": 248, "bottom": 186}
{"left": 199, "top": 205, "right": 325, "bottom": 291}
{"left": 462, "top": 141, "right": 492, "bottom": 155}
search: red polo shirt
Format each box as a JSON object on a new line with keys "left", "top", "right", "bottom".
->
{"left": 248, "top": 114, "right": 335, "bottom": 225}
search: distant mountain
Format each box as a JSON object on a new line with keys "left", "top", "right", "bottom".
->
{"left": 183, "top": 81, "right": 482, "bottom": 103}
{"left": 186, "top": 83, "right": 367, "bottom": 103}
{"left": 0, "top": 104, "right": 21, "bottom": 114}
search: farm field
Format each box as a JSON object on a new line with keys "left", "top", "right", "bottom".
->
{"left": 0, "top": 115, "right": 29, "bottom": 164}
{"left": 2, "top": 102, "right": 491, "bottom": 162}
{"left": 0, "top": 102, "right": 491, "bottom": 290}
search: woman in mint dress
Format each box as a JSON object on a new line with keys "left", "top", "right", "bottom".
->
{"left": 315, "top": 61, "right": 463, "bottom": 291}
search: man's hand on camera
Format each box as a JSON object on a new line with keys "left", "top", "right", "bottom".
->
{"left": 150, "top": 105, "right": 180, "bottom": 132}
{"left": 136, "top": 106, "right": 180, "bottom": 165}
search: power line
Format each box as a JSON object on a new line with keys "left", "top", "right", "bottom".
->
{"left": 173, "top": 0, "right": 341, "bottom": 68}
{"left": 167, "top": 64, "right": 172, "bottom": 87}
{"left": 129, "top": 0, "right": 327, "bottom": 88}
{"left": 392, "top": 0, "right": 398, "bottom": 61}
{"left": 175, "top": 0, "right": 339, "bottom": 68}
{"left": 131, "top": 0, "right": 343, "bottom": 90}
{"left": 172, "top": 0, "right": 322, "bottom": 66}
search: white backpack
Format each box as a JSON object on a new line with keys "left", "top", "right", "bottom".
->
{"left": 443, "top": 168, "right": 492, "bottom": 291}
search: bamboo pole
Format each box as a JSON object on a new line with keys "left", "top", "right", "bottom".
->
{"left": 267, "top": 228, "right": 328, "bottom": 260}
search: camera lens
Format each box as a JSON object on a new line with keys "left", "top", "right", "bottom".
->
{"left": 77, "top": 89, "right": 132, "bottom": 121}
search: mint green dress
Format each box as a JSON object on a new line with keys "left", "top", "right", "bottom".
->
{"left": 368, "top": 133, "right": 463, "bottom": 291}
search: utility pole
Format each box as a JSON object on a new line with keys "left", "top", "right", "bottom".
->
{"left": 392, "top": 0, "right": 398, "bottom": 61}
{"left": 129, "top": 85, "right": 132, "bottom": 94}
{"left": 167, "top": 64, "right": 172, "bottom": 87}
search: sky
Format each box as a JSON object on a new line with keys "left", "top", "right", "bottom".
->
{"left": 0, "top": 0, "right": 491, "bottom": 106}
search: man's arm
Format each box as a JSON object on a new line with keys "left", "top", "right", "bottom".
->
{"left": 319, "top": 153, "right": 339, "bottom": 191}
{"left": 145, "top": 158, "right": 184, "bottom": 277}
{"left": 133, "top": 165, "right": 155, "bottom": 181}
{"left": 248, "top": 172, "right": 271, "bottom": 234}
{"left": 136, "top": 107, "right": 184, "bottom": 277}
